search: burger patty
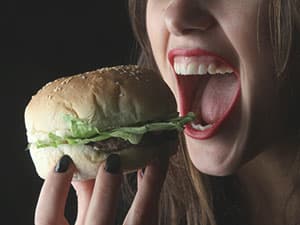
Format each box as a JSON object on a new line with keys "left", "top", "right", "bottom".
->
{"left": 87, "top": 130, "right": 178, "bottom": 153}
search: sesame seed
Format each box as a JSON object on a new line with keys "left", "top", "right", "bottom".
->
{"left": 45, "top": 82, "right": 52, "bottom": 87}
{"left": 66, "top": 77, "right": 73, "bottom": 82}
{"left": 53, "top": 87, "right": 62, "bottom": 92}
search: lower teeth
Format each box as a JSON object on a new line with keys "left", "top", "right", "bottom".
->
{"left": 191, "top": 122, "right": 213, "bottom": 131}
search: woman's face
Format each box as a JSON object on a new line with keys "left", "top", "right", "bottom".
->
{"left": 146, "top": 0, "right": 287, "bottom": 175}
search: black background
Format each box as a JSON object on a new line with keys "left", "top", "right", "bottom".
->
{"left": 1, "top": 1, "right": 135, "bottom": 224}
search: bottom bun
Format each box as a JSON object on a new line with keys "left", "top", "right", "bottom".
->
{"left": 29, "top": 141, "right": 177, "bottom": 180}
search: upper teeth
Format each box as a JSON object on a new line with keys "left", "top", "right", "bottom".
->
{"left": 174, "top": 58, "right": 233, "bottom": 75}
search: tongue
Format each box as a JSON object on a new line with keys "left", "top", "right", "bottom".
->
{"left": 193, "top": 74, "right": 239, "bottom": 124}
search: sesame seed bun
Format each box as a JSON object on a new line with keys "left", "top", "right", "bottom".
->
{"left": 25, "top": 65, "right": 178, "bottom": 180}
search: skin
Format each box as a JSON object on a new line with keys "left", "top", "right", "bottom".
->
{"left": 35, "top": 0, "right": 299, "bottom": 225}
{"left": 146, "top": 0, "right": 278, "bottom": 175}
{"left": 35, "top": 158, "right": 168, "bottom": 225}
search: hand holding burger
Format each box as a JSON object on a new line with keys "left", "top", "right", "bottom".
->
{"left": 25, "top": 65, "right": 194, "bottom": 180}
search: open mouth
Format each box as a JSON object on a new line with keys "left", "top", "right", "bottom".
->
{"left": 169, "top": 48, "right": 241, "bottom": 139}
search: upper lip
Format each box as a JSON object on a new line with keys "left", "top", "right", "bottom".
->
{"left": 168, "top": 48, "right": 239, "bottom": 76}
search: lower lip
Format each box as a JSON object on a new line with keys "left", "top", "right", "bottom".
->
{"left": 170, "top": 49, "right": 241, "bottom": 140}
{"left": 183, "top": 88, "right": 240, "bottom": 139}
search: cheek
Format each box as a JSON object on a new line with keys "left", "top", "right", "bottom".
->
{"left": 218, "top": 3, "right": 278, "bottom": 145}
{"left": 146, "top": 3, "right": 178, "bottom": 101}
{"left": 146, "top": 2, "right": 166, "bottom": 64}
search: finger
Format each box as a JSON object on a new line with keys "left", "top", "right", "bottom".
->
{"left": 35, "top": 155, "right": 75, "bottom": 225}
{"left": 124, "top": 156, "right": 169, "bottom": 225}
{"left": 84, "top": 154, "right": 122, "bottom": 225}
{"left": 72, "top": 179, "right": 95, "bottom": 225}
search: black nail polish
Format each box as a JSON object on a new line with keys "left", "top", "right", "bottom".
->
{"left": 55, "top": 155, "right": 72, "bottom": 173}
{"left": 105, "top": 154, "right": 121, "bottom": 174}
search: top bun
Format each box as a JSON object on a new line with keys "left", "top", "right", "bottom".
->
{"left": 25, "top": 65, "right": 177, "bottom": 135}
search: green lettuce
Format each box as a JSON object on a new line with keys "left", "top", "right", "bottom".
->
{"left": 35, "top": 112, "right": 195, "bottom": 148}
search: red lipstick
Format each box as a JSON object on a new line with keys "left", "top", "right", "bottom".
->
{"left": 168, "top": 48, "right": 241, "bottom": 139}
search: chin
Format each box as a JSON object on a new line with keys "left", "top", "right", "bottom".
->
{"left": 185, "top": 134, "right": 244, "bottom": 176}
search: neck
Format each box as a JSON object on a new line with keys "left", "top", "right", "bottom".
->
{"left": 237, "top": 136, "right": 300, "bottom": 225}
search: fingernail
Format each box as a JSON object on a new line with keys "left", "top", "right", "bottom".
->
{"left": 140, "top": 167, "right": 146, "bottom": 177}
{"left": 55, "top": 155, "right": 72, "bottom": 173}
{"left": 105, "top": 154, "right": 121, "bottom": 174}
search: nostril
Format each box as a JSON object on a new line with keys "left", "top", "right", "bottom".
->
{"left": 164, "top": 1, "right": 216, "bottom": 36}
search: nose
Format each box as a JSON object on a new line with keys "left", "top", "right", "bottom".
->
{"left": 164, "top": 0, "right": 216, "bottom": 36}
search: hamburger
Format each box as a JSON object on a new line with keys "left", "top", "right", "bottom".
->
{"left": 24, "top": 65, "right": 194, "bottom": 180}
